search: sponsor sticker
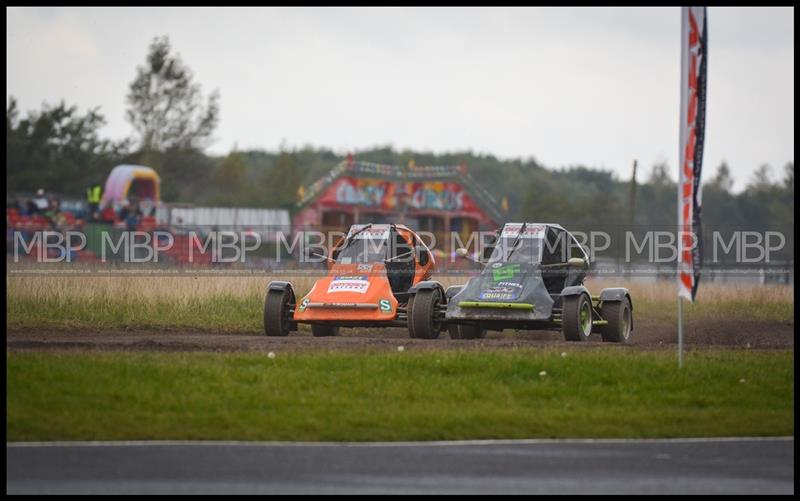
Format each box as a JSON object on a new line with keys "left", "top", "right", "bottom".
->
{"left": 299, "top": 297, "right": 310, "bottom": 312}
{"left": 379, "top": 299, "right": 392, "bottom": 312}
{"left": 479, "top": 284, "right": 522, "bottom": 301}
{"left": 501, "top": 224, "right": 545, "bottom": 239}
{"left": 327, "top": 275, "right": 370, "bottom": 294}
{"left": 492, "top": 264, "right": 520, "bottom": 282}
{"left": 350, "top": 226, "right": 390, "bottom": 240}
{"left": 478, "top": 292, "right": 516, "bottom": 300}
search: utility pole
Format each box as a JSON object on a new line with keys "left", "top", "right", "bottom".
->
{"left": 626, "top": 160, "right": 638, "bottom": 281}
{"left": 629, "top": 159, "right": 637, "bottom": 229}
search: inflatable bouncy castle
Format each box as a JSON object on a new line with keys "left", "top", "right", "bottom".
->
{"left": 100, "top": 165, "right": 161, "bottom": 209}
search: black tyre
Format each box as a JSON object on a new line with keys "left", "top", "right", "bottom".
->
{"left": 311, "top": 324, "right": 340, "bottom": 337}
{"left": 562, "top": 293, "right": 592, "bottom": 342}
{"left": 445, "top": 285, "right": 464, "bottom": 302}
{"left": 448, "top": 324, "right": 486, "bottom": 339}
{"left": 600, "top": 297, "right": 632, "bottom": 343}
{"left": 409, "top": 289, "right": 442, "bottom": 339}
{"left": 264, "top": 287, "right": 294, "bottom": 337}
{"left": 406, "top": 295, "right": 416, "bottom": 339}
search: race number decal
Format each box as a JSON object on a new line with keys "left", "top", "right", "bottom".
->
{"left": 327, "top": 275, "right": 370, "bottom": 294}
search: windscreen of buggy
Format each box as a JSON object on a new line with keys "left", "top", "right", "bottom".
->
{"left": 485, "top": 235, "right": 543, "bottom": 265}
{"left": 336, "top": 235, "right": 389, "bottom": 264}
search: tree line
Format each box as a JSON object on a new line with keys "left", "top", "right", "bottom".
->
{"left": 6, "top": 35, "right": 794, "bottom": 257}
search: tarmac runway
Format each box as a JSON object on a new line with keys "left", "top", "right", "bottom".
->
{"left": 6, "top": 438, "right": 793, "bottom": 494}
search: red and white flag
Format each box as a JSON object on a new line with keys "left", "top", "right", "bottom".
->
{"left": 678, "top": 6, "right": 708, "bottom": 302}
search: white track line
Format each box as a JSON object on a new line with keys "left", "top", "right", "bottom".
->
{"left": 6, "top": 437, "right": 794, "bottom": 448}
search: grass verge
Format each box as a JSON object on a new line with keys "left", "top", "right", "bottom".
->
{"left": 6, "top": 275, "right": 795, "bottom": 331}
{"left": 7, "top": 348, "right": 793, "bottom": 442}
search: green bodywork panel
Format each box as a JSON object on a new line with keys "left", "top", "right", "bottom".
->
{"left": 459, "top": 301, "right": 534, "bottom": 310}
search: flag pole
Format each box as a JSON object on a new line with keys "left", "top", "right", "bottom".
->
{"left": 677, "top": 6, "right": 687, "bottom": 369}
{"left": 676, "top": 6, "right": 706, "bottom": 368}
{"left": 677, "top": 296, "right": 683, "bottom": 368}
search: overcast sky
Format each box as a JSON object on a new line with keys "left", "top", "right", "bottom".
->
{"left": 6, "top": 7, "right": 794, "bottom": 191}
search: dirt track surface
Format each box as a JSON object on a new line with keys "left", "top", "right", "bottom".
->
{"left": 6, "top": 316, "right": 794, "bottom": 353}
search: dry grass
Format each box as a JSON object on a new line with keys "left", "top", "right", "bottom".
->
{"left": 8, "top": 275, "right": 279, "bottom": 302}
{"left": 585, "top": 277, "right": 794, "bottom": 306}
{"left": 6, "top": 268, "right": 794, "bottom": 331}
{"left": 7, "top": 273, "right": 794, "bottom": 304}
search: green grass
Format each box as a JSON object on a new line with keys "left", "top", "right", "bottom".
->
{"left": 7, "top": 349, "right": 793, "bottom": 442}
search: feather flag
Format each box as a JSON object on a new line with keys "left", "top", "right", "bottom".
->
{"left": 678, "top": 6, "right": 708, "bottom": 302}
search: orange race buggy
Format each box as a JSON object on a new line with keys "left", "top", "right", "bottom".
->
{"left": 263, "top": 223, "right": 435, "bottom": 337}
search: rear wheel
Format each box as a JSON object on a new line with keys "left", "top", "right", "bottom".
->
{"left": 409, "top": 289, "right": 442, "bottom": 339}
{"left": 311, "top": 324, "right": 340, "bottom": 337}
{"left": 562, "top": 293, "right": 592, "bottom": 342}
{"left": 600, "top": 297, "right": 632, "bottom": 343}
{"left": 448, "top": 324, "right": 486, "bottom": 339}
{"left": 264, "top": 288, "right": 294, "bottom": 337}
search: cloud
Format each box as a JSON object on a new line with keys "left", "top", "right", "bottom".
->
{"left": 6, "top": 7, "right": 794, "bottom": 192}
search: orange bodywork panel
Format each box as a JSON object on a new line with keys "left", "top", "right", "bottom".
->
{"left": 294, "top": 224, "right": 435, "bottom": 323}
{"left": 293, "top": 263, "right": 398, "bottom": 322}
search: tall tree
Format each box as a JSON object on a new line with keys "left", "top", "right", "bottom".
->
{"left": 748, "top": 164, "right": 774, "bottom": 191}
{"left": 263, "top": 147, "right": 306, "bottom": 211}
{"left": 782, "top": 162, "right": 794, "bottom": 191}
{"left": 211, "top": 152, "right": 247, "bottom": 205}
{"left": 708, "top": 161, "right": 734, "bottom": 192}
{"left": 648, "top": 162, "right": 674, "bottom": 186}
{"left": 126, "top": 36, "right": 220, "bottom": 153}
{"left": 7, "top": 97, "right": 129, "bottom": 195}
{"left": 702, "top": 161, "right": 742, "bottom": 232}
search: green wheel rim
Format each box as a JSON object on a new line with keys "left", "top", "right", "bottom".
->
{"left": 580, "top": 300, "right": 591, "bottom": 336}
{"left": 621, "top": 306, "right": 631, "bottom": 339}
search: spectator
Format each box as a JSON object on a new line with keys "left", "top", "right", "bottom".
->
{"left": 85, "top": 182, "right": 103, "bottom": 221}
{"left": 43, "top": 196, "right": 66, "bottom": 230}
{"left": 31, "top": 189, "right": 49, "bottom": 213}
{"left": 23, "top": 198, "right": 37, "bottom": 215}
{"left": 118, "top": 199, "right": 130, "bottom": 222}
{"left": 100, "top": 205, "right": 116, "bottom": 224}
{"left": 139, "top": 198, "right": 154, "bottom": 217}
{"left": 123, "top": 197, "right": 142, "bottom": 231}
{"left": 8, "top": 199, "right": 22, "bottom": 212}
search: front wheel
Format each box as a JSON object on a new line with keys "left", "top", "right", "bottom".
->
{"left": 562, "top": 293, "right": 592, "bottom": 342}
{"left": 448, "top": 324, "right": 486, "bottom": 340}
{"left": 311, "top": 324, "right": 340, "bottom": 337}
{"left": 409, "top": 289, "right": 442, "bottom": 339}
{"left": 600, "top": 297, "right": 632, "bottom": 343}
{"left": 264, "top": 287, "right": 294, "bottom": 337}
